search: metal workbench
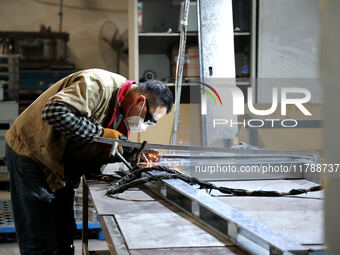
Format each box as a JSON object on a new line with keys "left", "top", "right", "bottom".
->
{"left": 81, "top": 164, "right": 248, "bottom": 255}
{"left": 81, "top": 149, "right": 326, "bottom": 255}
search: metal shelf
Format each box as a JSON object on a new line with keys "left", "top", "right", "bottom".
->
{"left": 234, "top": 32, "right": 251, "bottom": 36}
{"left": 236, "top": 78, "right": 251, "bottom": 86}
{"left": 166, "top": 79, "right": 251, "bottom": 87}
{"left": 138, "top": 32, "right": 198, "bottom": 37}
{"left": 166, "top": 82, "right": 199, "bottom": 87}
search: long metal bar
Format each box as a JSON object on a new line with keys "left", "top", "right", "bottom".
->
{"left": 172, "top": 0, "right": 190, "bottom": 145}
{"left": 197, "top": 0, "right": 207, "bottom": 147}
{"left": 251, "top": 0, "right": 258, "bottom": 102}
{"left": 99, "top": 215, "right": 129, "bottom": 255}
{"left": 92, "top": 136, "right": 319, "bottom": 159}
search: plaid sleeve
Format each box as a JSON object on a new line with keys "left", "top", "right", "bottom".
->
{"left": 42, "top": 101, "right": 102, "bottom": 142}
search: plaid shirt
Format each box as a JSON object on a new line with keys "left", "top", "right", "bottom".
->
{"left": 42, "top": 101, "right": 102, "bottom": 142}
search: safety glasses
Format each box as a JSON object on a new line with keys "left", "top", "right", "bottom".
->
{"left": 144, "top": 99, "right": 157, "bottom": 126}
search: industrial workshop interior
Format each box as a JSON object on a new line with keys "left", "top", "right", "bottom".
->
{"left": 1, "top": 0, "right": 340, "bottom": 254}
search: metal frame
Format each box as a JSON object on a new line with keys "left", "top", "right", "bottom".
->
{"left": 143, "top": 172, "right": 327, "bottom": 255}
{"left": 82, "top": 147, "right": 324, "bottom": 254}
{"left": 98, "top": 216, "right": 129, "bottom": 255}
{"left": 82, "top": 176, "right": 129, "bottom": 255}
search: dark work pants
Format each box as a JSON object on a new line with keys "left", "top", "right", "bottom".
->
{"left": 5, "top": 143, "right": 76, "bottom": 255}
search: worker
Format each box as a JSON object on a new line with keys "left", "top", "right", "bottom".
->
{"left": 4, "top": 68, "right": 173, "bottom": 255}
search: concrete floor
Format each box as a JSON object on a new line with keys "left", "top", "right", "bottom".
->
{"left": 0, "top": 239, "right": 108, "bottom": 255}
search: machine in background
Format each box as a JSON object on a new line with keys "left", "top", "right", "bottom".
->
{"left": 0, "top": 26, "right": 75, "bottom": 112}
{"left": 0, "top": 25, "right": 74, "bottom": 70}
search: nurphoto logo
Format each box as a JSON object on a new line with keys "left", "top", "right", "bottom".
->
{"left": 205, "top": 84, "right": 312, "bottom": 128}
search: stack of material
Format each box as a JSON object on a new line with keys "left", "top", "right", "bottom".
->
{"left": 171, "top": 44, "right": 200, "bottom": 78}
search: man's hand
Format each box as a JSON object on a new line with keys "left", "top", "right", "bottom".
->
{"left": 101, "top": 128, "right": 123, "bottom": 154}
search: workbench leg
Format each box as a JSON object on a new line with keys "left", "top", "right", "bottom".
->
{"left": 82, "top": 176, "right": 89, "bottom": 255}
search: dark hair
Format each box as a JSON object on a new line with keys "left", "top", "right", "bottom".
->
{"left": 137, "top": 80, "right": 173, "bottom": 113}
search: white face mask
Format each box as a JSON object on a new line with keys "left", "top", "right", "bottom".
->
{"left": 124, "top": 97, "right": 149, "bottom": 133}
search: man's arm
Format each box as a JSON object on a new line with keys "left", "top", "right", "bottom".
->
{"left": 42, "top": 101, "right": 102, "bottom": 142}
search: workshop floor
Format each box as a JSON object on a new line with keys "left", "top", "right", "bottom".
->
{"left": 0, "top": 239, "right": 108, "bottom": 254}
{"left": 0, "top": 192, "right": 107, "bottom": 254}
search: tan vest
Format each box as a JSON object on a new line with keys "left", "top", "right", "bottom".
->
{"left": 5, "top": 69, "right": 127, "bottom": 191}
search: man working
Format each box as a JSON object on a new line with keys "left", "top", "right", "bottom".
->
{"left": 5, "top": 68, "right": 173, "bottom": 254}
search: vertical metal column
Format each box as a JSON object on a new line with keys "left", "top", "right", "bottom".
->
{"left": 128, "top": 0, "right": 139, "bottom": 82}
{"left": 250, "top": 0, "right": 258, "bottom": 102}
{"left": 198, "top": 0, "right": 237, "bottom": 147}
{"left": 197, "top": 0, "right": 206, "bottom": 146}
{"left": 320, "top": 0, "right": 340, "bottom": 253}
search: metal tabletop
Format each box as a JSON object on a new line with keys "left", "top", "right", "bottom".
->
{"left": 82, "top": 159, "right": 326, "bottom": 255}
{"left": 81, "top": 164, "right": 248, "bottom": 255}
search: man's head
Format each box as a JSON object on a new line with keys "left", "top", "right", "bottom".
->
{"left": 121, "top": 80, "right": 173, "bottom": 132}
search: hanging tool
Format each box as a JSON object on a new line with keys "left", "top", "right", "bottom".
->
{"left": 111, "top": 140, "right": 148, "bottom": 170}
{"left": 112, "top": 140, "right": 133, "bottom": 170}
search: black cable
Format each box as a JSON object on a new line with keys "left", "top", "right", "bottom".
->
{"left": 106, "top": 165, "right": 323, "bottom": 197}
